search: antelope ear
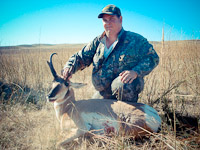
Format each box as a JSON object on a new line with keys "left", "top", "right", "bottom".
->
{"left": 70, "top": 81, "right": 87, "bottom": 89}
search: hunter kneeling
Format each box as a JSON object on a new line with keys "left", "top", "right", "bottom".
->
{"left": 62, "top": 4, "right": 159, "bottom": 103}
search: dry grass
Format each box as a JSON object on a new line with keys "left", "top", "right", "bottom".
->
{"left": 0, "top": 41, "right": 199, "bottom": 149}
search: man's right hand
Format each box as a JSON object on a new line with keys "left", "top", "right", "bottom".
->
{"left": 61, "top": 68, "right": 72, "bottom": 80}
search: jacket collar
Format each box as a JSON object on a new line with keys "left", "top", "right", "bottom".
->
{"left": 99, "top": 27, "right": 125, "bottom": 42}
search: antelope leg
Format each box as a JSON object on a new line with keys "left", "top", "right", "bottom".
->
{"left": 59, "top": 128, "right": 86, "bottom": 147}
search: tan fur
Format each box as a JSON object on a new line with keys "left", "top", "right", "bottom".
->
{"left": 47, "top": 80, "right": 161, "bottom": 148}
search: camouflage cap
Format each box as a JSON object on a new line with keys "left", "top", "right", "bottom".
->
{"left": 98, "top": 5, "right": 121, "bottom": 18}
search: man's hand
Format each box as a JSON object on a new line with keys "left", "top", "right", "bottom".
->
{"left": 61, "top": 68, "right": 72, "bottom": 80}
{"left": 119, "top": 70, "right": 138, "bottom": 84}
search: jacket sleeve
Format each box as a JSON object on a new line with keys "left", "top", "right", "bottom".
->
{"left": 132, "top": 38, "right": 159, "bottom": 77}
{"left": 63, "top": 37, "right": 100, "bottom": 74}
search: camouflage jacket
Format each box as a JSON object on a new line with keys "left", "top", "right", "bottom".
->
{"left": 64, "top": 28, "right": 159, "bottom": 91}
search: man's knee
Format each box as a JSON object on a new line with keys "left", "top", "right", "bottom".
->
{"left": 92, "top": 89, "right": 116, "bottom": 99}
{"left": 111, "top": 76, "right": 144, "bottom": 102}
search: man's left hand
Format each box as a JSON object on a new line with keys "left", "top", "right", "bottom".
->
{"left": 119, "top": 70, "right": 138, "bottom": 84}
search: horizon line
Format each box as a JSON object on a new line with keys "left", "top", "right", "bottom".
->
{"left": 1, "top": 39, "right": 200, "bottom": 47}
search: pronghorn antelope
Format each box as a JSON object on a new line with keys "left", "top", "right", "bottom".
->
{"left": 47, "top": 53, "right": 161, "bottom": 147}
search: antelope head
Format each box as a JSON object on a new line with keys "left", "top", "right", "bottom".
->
{"left": 46, "top": 53, "right": 86, "bottom": 103}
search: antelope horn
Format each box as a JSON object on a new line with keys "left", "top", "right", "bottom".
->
{"left": 47, "top": 53, "right": 58, "bottom": 79}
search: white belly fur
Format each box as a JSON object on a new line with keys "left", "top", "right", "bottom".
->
{"left": 81, "top": 112, "right": 119, "bottom": 134}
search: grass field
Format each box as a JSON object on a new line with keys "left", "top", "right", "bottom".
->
{"left": 0, "top": 40, "right": 199, "bottom": 149}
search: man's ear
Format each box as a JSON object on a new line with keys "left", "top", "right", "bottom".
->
{"left": 69, "top": 81, "right": 87, "bottom": 89}
{"left": 120, "top": 16, "right": 122, "bottom": 23}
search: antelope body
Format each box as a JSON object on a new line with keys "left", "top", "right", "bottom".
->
{"left": 47, "top": 53, "right": 161, "bottom": 147}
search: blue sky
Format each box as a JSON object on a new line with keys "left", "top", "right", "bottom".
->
{"left": 0, "top": 0, "right": 199, "bottom": 46}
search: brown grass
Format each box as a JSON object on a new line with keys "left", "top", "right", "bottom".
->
{"left": 0, "top": 41, "right": 199, "bottom": 149}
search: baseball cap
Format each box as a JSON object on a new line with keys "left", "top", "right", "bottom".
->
{"left": 98, "top": 5, "right": 121, "bottom": 18}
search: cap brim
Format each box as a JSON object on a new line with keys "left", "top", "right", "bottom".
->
{"left": 98, "top": 12, "right": 115, "bottom": 18}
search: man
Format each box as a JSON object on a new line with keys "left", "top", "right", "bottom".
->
{"left": 62, "top": 4, "right": 159, "bottom": 102}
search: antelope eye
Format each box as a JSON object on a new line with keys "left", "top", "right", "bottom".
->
{"left": 64, "top": 81, "right": 69, "bottom": 87}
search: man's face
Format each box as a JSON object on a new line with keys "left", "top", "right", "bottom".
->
{"left": 102, "top": 14, "right": 122, "bottom": 35}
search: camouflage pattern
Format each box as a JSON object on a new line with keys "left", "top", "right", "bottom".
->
{"left": 92, "top": 76, "right": 144, "bottom": 103}
{"left": 64, "top": 28, "right": 159, "bottom": 102}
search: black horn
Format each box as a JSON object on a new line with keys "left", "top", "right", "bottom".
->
{"left": 47, "top": 53, "right": 58, "bottom": 79}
